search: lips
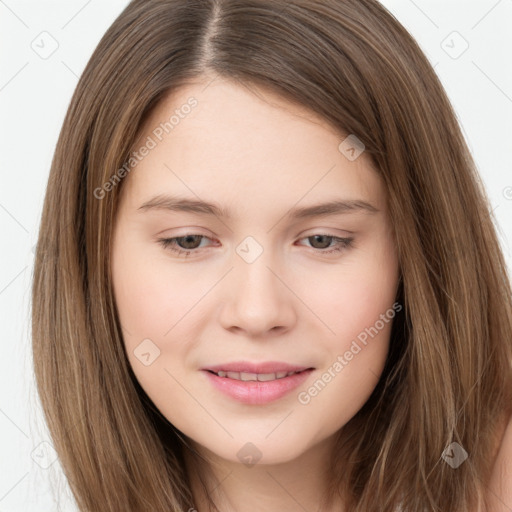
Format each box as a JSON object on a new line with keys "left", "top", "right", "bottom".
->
{"left": 201, "top": 361, "right": 315, "bottom": 404}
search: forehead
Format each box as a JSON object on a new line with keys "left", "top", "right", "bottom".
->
{"left": 121, "top": 78, "right": 386, "bottom": 216}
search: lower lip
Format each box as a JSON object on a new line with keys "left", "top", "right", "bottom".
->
{"left": 203, "top": 369, "right": 314, "bottom": 405}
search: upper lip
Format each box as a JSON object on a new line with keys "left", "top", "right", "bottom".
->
{"left": 203, "top": 361, "right": 313, "bottom": 374}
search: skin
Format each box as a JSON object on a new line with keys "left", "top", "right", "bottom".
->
{"left": 111, "top": 74, "right": 401, "bottom": 511}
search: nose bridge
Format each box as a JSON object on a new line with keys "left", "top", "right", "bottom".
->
{"left": 218, "top": 234, "right": 295, "bottom": 334}
{"left": 234, "top": 234, "right": 282, "bottom": 305}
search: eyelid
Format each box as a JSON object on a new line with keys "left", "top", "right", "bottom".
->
{"left": 300, "top": 227, "right": 355, "bottom": 236}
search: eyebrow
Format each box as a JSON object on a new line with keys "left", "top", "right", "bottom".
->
{"left": 137, "top": 194, "right": 379, "bottom": 219}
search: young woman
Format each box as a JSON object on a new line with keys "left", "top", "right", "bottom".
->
{"left": 31, "top": 0, "right": 512, "bottom": 510}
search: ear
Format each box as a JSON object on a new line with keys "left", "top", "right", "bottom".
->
{"left": 484, "top": 412, "right": 512, "bottom": 511}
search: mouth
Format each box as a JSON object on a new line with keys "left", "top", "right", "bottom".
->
{"left": 205, "top": 369, "right": 308, "bottom": 381}
{"left": 201, "top": 363, "right": 315, "bottom": 404}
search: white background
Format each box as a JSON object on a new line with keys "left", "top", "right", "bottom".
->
{"left": 1, "top": 1, "right": 511, "bottom": 510}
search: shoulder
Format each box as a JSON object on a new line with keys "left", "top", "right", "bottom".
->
{"left": 484, "top": 411, "right": 512, "bottom": 511}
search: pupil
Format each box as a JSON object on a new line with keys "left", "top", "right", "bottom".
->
{"left": 179, "top": 235, "right": 201, "bottom": 249}
{"left": 311, "top": 235, "right": 331, "bottom": 249}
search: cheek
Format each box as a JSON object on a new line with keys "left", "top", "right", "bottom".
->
{"left": 112, "top": 240, "right": 204, "bottom": 340}
{"left": 111, "top": 246, "right": 198, "bottom": 412}
{"left": 294, "top": 244, "right": 398, "bottom": 424}
{"left": 308, "top": 270, "right": 395, "bottom": 388}
{"left": 112, "top": 263, "right": 170, "bottom": 340}
{"left": 305, "top": 244, "right": 399, "bottom": 348}
{"left": 111, "top": 240, "right": 222, "bottom": 404}
{"left": 295, "top": 289, "right": 395, "bottom": 444}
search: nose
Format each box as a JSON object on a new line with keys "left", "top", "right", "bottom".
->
{"left": 218, "top": 250, "right": 297, "bottom": 337}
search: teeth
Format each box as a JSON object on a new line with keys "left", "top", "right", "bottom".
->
{"left": 215, "top": 370, "right": 299, "bottom": 381}
{"left": 257, "top": 373, "right": 276, "bottom": 382}
{"left": 240, "top": 372, "right": 258, "bottom": 381}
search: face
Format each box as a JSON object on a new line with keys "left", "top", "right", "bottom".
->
{"left": 111, "top": 76, "right": 400, "bottom": 466}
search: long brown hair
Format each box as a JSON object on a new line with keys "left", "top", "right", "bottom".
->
{"left": 31, "top": 0, "right": 512, "bottom": 510}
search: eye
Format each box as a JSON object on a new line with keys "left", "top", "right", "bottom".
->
{"left": 157, "top": 234, "right": 215, "bottom": 256}
{"left": 297, "top": 234, "right": 354, "bottom": 254}
{"left": 156, "top": 233, "right": 354, "bottom": 257}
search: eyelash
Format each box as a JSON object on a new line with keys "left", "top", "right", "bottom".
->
{"left": 156, "top": 234, "right": 354, "bottom": 257}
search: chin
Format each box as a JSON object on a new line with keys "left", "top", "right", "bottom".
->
{"left": 196, "top": 434, "right": 316, "bottom": 468}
